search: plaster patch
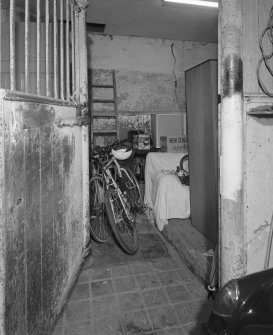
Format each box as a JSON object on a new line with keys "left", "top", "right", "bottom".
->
{"left": 221, "top": 93, "right": 243, "bottom": 201}
{"left": 247, "top": 228, "right": 269, "bottom": 273}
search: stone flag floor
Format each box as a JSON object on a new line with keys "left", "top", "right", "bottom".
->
{"left": 52, "top": 215, "right": 212, "bottom": 335}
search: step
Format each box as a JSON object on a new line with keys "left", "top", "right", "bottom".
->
{"left": 160, "top": 218, "right": 215, "bottom": 283}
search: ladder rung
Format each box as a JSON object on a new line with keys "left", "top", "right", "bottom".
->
{"left": 92, "top": 113, "right": 116, "bottom": 117}
{"left": 92, "top": 99, "right": 115, "bottom": 103}
{"left": 93, "top": 129, "right": 118, "bottom": 134}
{"left": 92, "top": 84, "right": 114, "bottom": 88}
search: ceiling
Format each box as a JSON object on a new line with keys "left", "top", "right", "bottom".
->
{"left": 86, "top": 0, "right": 218, "bottom": 43}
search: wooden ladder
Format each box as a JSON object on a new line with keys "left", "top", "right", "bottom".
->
{"left": 89, "top": 69, "right": 118, "bottom": 147}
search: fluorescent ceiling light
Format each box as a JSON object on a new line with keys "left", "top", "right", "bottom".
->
{"left": 164, "top": 0, "right": 218, "bottom": 7}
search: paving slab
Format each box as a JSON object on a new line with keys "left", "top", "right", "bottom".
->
{"left": 52, "top": 214, "right": 210, "bottom": 335}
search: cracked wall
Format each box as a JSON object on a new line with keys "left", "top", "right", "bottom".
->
{"left": 87, "top": 34, "right": 217, "bottom": 136}
{"left": 0, "top": 97, "right": 84, "bottom": 334}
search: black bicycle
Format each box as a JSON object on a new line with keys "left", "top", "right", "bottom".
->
{"left": 89, "top": 140, "right": 142, "bottom": 254}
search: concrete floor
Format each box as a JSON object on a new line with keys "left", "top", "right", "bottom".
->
{"left": 52, "top": 215, "right": 212, "bottom": 335}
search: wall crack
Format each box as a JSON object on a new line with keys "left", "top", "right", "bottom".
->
{"left": 171, "top": 42, "right": 178, "bottom": 103}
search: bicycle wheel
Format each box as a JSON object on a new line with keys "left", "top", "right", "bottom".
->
{"left": 105, "top": 188, "right": 138, "bottom": 254}
{"left": 118, "top": 167, "right": 142, "bottom": 213}
{"left": 89, "top": 175, "right": 110, "bottom": 243}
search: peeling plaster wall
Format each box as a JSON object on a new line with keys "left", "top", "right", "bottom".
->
{"left": 245, "top": 96, "right": 273, "bottom": 274}
{"left": 0, "top": 95, "right": 84, "bottom": 334}
{"left": 88, "top": 34, "right": 217, "bottom": 135}
{"left": 242, "top": 0, "right": 273, "bottom": 94}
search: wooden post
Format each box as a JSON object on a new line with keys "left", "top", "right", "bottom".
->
{"left": 219, "top": 0, "right": 246, "bottom": 286}
{"left": 73, "top": 0, "right": 90, "bottom": 248}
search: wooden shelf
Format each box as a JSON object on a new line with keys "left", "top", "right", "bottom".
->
{"left": 247, "top": 105, "right": 273, "bottom": 117}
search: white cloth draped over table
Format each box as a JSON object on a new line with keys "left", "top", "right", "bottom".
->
{"left": 144, "top": 152, "right": 190, "bottom": 231}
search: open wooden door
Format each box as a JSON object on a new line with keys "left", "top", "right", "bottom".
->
{"left": 185, "top": 59, "right": 218, "bottom": 245}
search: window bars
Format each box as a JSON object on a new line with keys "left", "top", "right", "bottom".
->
{"left": 0, "top": 0, "right": 82, "bottom": 101}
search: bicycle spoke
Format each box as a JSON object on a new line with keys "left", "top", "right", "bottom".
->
{"left": 89, "top": 176, "right": 110, "bottom": 243}
{"left": 106, "top": 188, "right": 138, "bottom": 254}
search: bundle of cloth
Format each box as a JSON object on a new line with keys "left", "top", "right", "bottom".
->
{"left": 144, "top": 152, "right": 190, "bottom": 231}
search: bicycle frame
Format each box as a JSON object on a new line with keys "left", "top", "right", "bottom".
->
{"left": 89, "top": 142, "right": 139, "bottom": 254}
{"left": 92, "top": 154, "right": 122, "bottom": 187}
{"left": 91, "top": 153, "right": 135, "bottom": 221}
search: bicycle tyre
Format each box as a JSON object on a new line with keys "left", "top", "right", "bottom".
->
{"left": 89, "top": 175, "right": 110, "bottom": 243}
{"left": 118, "top": 167, "right": 142, "bottom": 213}
{"left": 105, "top": 187, "right": 138, "bottom": 254}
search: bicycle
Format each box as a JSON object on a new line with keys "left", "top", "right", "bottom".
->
{"left": 89, "top": 140, "right": 142, "bottom": 254}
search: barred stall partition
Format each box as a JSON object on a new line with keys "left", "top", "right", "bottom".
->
{"left": 0, "top": 0, "right": 82, "bottom": 101}
{"left": 0, "top": 1, "right": 89, "bottom": 334}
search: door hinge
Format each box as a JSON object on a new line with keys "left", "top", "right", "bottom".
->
{"left": 55, "top": 114, "right": 90, "bottom": 128}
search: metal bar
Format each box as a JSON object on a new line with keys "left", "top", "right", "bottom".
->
{"left": 37, "top": 0, "right": 41, "bottom": 95}
{"left": 66, "top": 0, "right": 70, "bottom": 100}
{"left": 45, "top": 0, "right": 50, "bottom": 96}
{"left": 74, "top": 11, "right": 80, "bottom": 102}
{"left": 60, "top": 0, "right": 64, "bottom": 100}
{"left": 25, "top": 0, "right": 30, "bottom": 93}
{"left": 10, "top": 0, "right": 15, "bottom": 90}
{"left": 2, "top": 89, "right": 76, "bottom": 107}
{"left": 71, "top": 4, "right": 75, "bottom": 99}
{"left": 65, "top": 0, "right": 70, "bottom": 99}
{"left": 53, "top": 0, "right": 58, "bottom": 98}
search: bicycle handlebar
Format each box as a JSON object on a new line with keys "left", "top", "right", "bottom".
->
{"left": 91, "top": 139, "right": 130, "bottom": 158}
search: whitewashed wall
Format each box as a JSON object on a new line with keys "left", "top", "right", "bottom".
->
{"left": 87, "top": 34, "right": 218, "bottom": 114}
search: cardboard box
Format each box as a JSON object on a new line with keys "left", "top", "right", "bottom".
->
{"left": 133, "top": 134, "right": 150, "bottom": 150}
{"left": 160, "top": 135, "right": 188, "bottom": 153}
{"left": 151, "top": 113, "right": 186, "bottom": 148}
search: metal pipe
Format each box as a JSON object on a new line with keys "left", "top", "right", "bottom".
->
{"left": 37, "top": 0, "right": 41, "bottom": 95}
{"left": 71, "top": 4, "right": 75, "bottom": 99}
{"left": 66, "top": 0, "right": 70, "bottom": 100}
{"left": 60, "top": 0, "right": 64, "bottom": 100}
{"left": 74, "top": 11, "right": 80, "bottom": 102}
{"left": 25, "top": 0, "right": 30, "bottom": 93}
{"left": 53, "top": 0, "right": 58, "bottom": 98}
{"left": 45, "top": 0, "right": 50, "bottom": 96}
{"left": 219, "top": 0, "right": 245, "bottom": 287}
{"left": 10, "top": 0, "right": 15, "bottom": 90}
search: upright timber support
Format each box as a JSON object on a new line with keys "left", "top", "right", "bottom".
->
{"left": 219, "top": 0, "right": 246, "bottom": 286}
{"left": 74, "top": 0, "right": 90, "bottom": 248}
